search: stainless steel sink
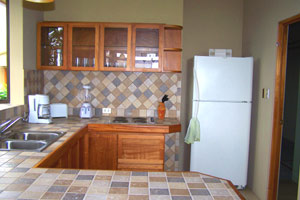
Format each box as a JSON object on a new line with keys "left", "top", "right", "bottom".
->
{"left": 6, "top": 131, "right": 65, "bottom": 141}
{"left": 0, "top": 131, "right": 66, "bottom": 152}
{"left": 0, "top": 140, "right": 48, "bottom": 151}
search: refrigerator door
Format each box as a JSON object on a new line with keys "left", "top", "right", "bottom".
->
{"left": 194, "top": 56, "right": 253, "bottom": 102}
{"left": 190, "top": 101, "right": 251, "bottom": 187}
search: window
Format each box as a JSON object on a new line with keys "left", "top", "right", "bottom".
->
{"left": 0, "top": 0, "right": 9, "bottom": 103}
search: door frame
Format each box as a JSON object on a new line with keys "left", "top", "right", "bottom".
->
{"left": 268, "top": 13, "right": 300, "bottom": 200}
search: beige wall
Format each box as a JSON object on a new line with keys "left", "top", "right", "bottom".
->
{"left": 181, "top": 0, "right": 244, "bottom": 170}
{"left": 243, "top": 0, "right": 300, "bottom": 199}
{"left": 43, "top": 0, "right": 183, "bottom": 25}
{"left": 23, "top": 6, "right": 43, "bottom": 70}
{"left": 10, "top": 0, "right": 24, "bottom": 105}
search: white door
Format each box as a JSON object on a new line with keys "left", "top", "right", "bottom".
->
{"left": 194, "top": 56, "right": 253, "bottom": 102}
{"left": 190, "top": 101, "right": 251, "bottom": 187}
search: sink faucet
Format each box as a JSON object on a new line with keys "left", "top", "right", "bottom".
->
{"left": 0, "top": 117, "right": 23, "bottom": 135}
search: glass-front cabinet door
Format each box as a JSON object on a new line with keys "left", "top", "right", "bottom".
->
{"left": 132, "top": 24, "right": 163, "bottom": 72}
{"left": 37, "top": 23, "right": 67, "bottom": 70}
{"left": 68, "top": 23, "right": 99, "bottom": 70}
{"left": 100, "top": 24, "right": 131, "bottom": 71}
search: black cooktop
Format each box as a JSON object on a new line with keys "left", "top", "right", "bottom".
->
{"left": 112, "top": 117, "right": 149, "bottom": 124}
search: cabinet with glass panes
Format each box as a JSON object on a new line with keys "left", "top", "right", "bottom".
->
{"left": 100, "top": 23, "right": 131, "bottom": 71}
{"left": 37, "top": 22, "right": 68, "bottom": 70}
{"left": 37, "top": 22, "right": 182, "bottom": 72}
{"left": 68, "top": 23, "right": 99, "bottom": 71}
{"left": 132, "top": 24, "right": 163, "bottom": 72}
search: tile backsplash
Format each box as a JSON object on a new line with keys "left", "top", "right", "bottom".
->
{"left": 23, "top": 70, "right": 181, "bottom": 170}
{"left": 24, "top": 70, "right": 44, "bottom": 113}
{"left": 0, "top": 105, "right": 24, "bottom": 123}
{"left": 42, "top": 71, "right": 181, "bottom": 119}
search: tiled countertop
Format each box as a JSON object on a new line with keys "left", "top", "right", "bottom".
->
{"left": 0, "top": 117, "right": 244, "bottom": 200}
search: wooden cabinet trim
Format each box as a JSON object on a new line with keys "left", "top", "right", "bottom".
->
{"left": 87, "top": 123, "right": 181, "bottom": 133}
{"left": 164, "top": 25, "right": 183, "bottom": 30}
{"left": 118, "top": 159, "right": 164, "bottom": 165}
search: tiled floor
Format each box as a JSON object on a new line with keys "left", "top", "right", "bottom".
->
{"left": 239, "top": 188, "right": 259, "bottom": 200}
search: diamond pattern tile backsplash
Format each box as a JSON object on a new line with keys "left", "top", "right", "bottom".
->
{"left": 24, "top": 70, "right": 44, "bottom": 113}
{"left": 43, "top": 71, "right": 181, "bottom": 118}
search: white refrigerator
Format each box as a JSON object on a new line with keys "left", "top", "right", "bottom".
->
{"left": 189, "top": 56, "right": 253, "bottom": 188}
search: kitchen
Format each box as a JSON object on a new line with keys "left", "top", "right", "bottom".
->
{"left": 1, "top": 0, "right": 300, "bottom": 200}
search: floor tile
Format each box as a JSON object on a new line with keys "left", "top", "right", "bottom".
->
{"left": 63, "top": 193, "right": 85, "bottom": 200}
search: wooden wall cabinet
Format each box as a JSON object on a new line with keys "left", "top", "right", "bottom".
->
{"left": 132, "top": 24, "right": 163, "bottom": 72}
{"left": 37, "top": 22, "right": 182, "bottom": 72}
{"left": 37, "top": 22, "right": 68, "bottom": 70}
{"left": 163, "top": 25, "right": 182, "bottom": 72}
{"left": 68, "top": 23, "right": 100, "bottom": 71}
{"left": 100, "top": 23, "right": 132, "bottom": 71}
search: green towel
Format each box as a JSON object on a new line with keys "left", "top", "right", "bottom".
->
{"left": 184, "top": 117, "right": 200, "bottom": 144}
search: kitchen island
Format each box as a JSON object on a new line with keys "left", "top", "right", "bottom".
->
{"left": 0, "top": 117, "right": 244, "bottom": 200}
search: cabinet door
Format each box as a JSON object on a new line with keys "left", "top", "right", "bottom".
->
{"left": 68, "top": 23, "right": 100, "bottom": 70}
{"left": 88, "top": 132, "right": 117, "bottom": 170}
{"left": 118, "top": 134, "right": 165, "bottom": 171}
{"left": 132, "top": 24, "right": 163, "bottom": 72}
{"left": 37, "top": 22, "right": 68, "bottom": 70}
{"left": 100, "top": 23, "right": 131, "bottom": 71}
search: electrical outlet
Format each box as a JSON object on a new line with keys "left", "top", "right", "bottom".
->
{"left": 102, "top": 108, "right": 111, "bottom": 114}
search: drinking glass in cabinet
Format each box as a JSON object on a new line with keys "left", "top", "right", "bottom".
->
{"left": 83, "top": 58, "right": 89, "bottom": 67}
{"left": 104, "top": 27, "right": 128, "bottom": 68}
{"left": 134, "top": 28, "right": 159, "bottom": 69}
{"left": 40, "top": 27, "right": 64, "bottom": 66}
{"left": 72, "top": 27, "right": 96, "bottom": 67}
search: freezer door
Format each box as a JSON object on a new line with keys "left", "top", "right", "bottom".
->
{"left": 194, "top": 56, "right": 253, "bottom": 102}
{"left": 190, "top": 101, "right": 251, "bottom": 187}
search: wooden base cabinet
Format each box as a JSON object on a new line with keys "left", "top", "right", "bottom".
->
{"left": 88, "top": 132, "right": 117, "bottom": 170}
{"left": 35, "top": 124, "right": 181, "bottom": 171}
{"left": 35, "top": 127, "right": 89, "bottom": 169}
{"left": 118, "top": 134, "right": 164, "bottom": 171}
